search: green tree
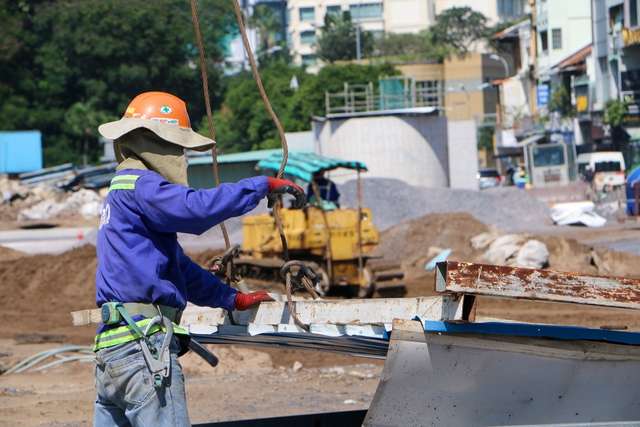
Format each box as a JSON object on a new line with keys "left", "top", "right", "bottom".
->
{"left": 205, "top": 62, "right": 400, "bottom": 153}
{"left": 373, "top": 30, "right": 451, "bottom": 61}
{"left": 547, "top": 85, "right": 575, "bottom": 118}
{"left": 64, "top": 100, "right": 116, "bottom": 166}
{"left": 203, "top": 64, "right": 312, "bottom": 152}
{"left": 249, "top": 4, "right": 280, "bottom": 53}
{"left": 315, "top": 12, "right": 374, "bottom": 63}
{"left": 0, "top": 0, "right": 237, "bottom": 167}
{"left": 431, "top": 7, "right": 489, "bottom": 53}
{"left": 292, "top": 62, "right": 399, "bottom": 119}
{"left": 604, "top": 98, "right": 630, "bottom": 128}
{"left": 477, "top": 123, "right": 495, "bottom": 152}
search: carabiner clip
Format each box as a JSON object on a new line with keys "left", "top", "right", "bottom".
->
{"left": 140, "top": 315, "right": 174, "bottom": 388}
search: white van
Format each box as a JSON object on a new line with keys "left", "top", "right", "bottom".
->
{"left": 576, "top": 151, "right": 626, "bottom": 189}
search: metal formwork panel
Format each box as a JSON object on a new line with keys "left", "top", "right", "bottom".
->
{"left": 436, "top": 261, "right": 640, "bottom": 311}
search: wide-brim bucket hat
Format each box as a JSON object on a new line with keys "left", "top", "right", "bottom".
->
{"left": 98, "top": 91, "right": 215, "bottom": 151}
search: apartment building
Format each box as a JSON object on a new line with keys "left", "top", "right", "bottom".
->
{"left": 592, "top": 0, "right": 640, "bottom": 159}
{"left": 536, "top": 0, "right": 592, "bottom": 79}
{"left": 287, "top": 0, "right": 527, "bottom": 69}
{"left": 434, "top": 0, "right": 527, "bottom": 25}
{"left": 287, "top": 0, "right": 434, "bottom": 69}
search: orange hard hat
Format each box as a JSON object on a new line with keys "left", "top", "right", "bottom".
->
{"left": 123, "top": 92, "right": 191, "bottom": 128}
{"left": 98, "top": 91, "right": 215, "bottom": 150}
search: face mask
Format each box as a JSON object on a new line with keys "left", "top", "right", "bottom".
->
{"left": 114, "top": 129, "right": 189, "bottom": 186}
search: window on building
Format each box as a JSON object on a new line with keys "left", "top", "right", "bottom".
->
{"left": 532, "top": 145, "right": 565, "bottom": 167}
{"left": 498, "top": 0, "right": 524, "bottom": 17}
{"left": 285, "top": 8, "right": 290, "bottom": 25}
{"left": 299, "top": 7, "right": 315, "bottom": 21}
{"left": 349, "top": 3, "right": 383, "bottom": 19}
{"left": 302, "top": 54, "right": 317, "bottom": 67}
{"left": 539, "top": 30, "right": 548, "bottom": 54}
{"left": 552, "top": 28, "right": 562, "bottom": 50}
{"left": 300, "top": 30, "right": 316, "bottom": 45}
{"left": 632, "top": 0, "right": 639, "bottom": 28}
{"left": 326, "top": 5, "right": 341, "bottom": 18}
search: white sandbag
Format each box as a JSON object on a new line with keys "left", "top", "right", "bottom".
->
{"left": 470, "top": 226, "right": 505, "bottom": 250}
{"left": 515, "top": 240, "right": 549, "bottom": 269}
{"left": 550, "top": 201, "right": 606, "bottom": 227}
{"left": 486, "top": 234, "right": 528, "bottom": 265}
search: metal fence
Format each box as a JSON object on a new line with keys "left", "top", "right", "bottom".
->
{"left": 325, "top": 74, "right": 443, "bottom": 116}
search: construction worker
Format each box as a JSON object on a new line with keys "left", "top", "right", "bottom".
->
{"left": 93, "top": 91, "right": 305, "bottom": 426}
{"left": 307, "top": 171, "right": 340, "bottom": 210}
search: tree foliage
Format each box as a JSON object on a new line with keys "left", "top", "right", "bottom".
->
{"left": 315, "top": 12, "right": 374, "bottom": 63}
{"left": 249, "top": 4, "right": 280, "bottom": 53}
{"left": 205, "top": 62, "right": 400, "bottom": 153}
{"left": 604, "top": 98, "right": 630, "bottom": 128}
{"left": 477, "top": 123, "right": 495, "bottom": 152}
{"left": 373, "top": 30, "right": 452, "bottom": 61}
{"left": 547, "top": 85, "right": 575, "bottom": 119}
{"left": 431, "top": 7, "right": 489, "bottom": 53}
{"left": 0, "top": 0, "right": 237, "bottom": 166}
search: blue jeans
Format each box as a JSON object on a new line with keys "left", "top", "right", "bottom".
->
{"left": 93, "top": 332, "right": 191, "bottom": 427}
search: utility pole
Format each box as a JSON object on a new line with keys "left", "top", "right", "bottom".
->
{"left": 529, "top": 0, "right": 538, "bottom": 118}
{"left": 356, "top": 22, "right": 361, "bottom": 64}
{"left": 356, "top": 1, "right": 361, "bottom": 65}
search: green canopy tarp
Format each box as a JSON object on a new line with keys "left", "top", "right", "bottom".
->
{"left": 257, "top": 152, "right": 367, "bottom": 182}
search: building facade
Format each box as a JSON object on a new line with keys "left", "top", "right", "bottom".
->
{"left": 434, "top": 0, "right": 528, "bottom": 25}
{"left": 287, "top": 0, "right": 434, "bottom": 70}
{"left": 536, "top": 0, "right": 592, "bottom": 80}
{"left": 286, "top": 0, "right": 527, "bottom": 69}
{"left": 593, "top": 0, "right": 640, "bottom": 142}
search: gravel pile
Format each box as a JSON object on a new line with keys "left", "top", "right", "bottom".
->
{"left": 338, "top": 178, "right": 554, "bottom": 233}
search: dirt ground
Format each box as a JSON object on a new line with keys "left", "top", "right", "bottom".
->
{"left": 2, "top": 212, "right": 640, "bottom": 426}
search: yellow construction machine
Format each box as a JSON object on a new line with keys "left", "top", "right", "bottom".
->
{"left": 235, "top": 152, "right": 405, "bottom": 298}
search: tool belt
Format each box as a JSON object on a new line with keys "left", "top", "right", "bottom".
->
{"left": 100, "top": 302, "right": 183, "bottom": 326}
{"left": 70, "top": 303, "right": 182, "bottom": 327}
{"left": 72, "top": 302, "right": 219, "bottom": 379}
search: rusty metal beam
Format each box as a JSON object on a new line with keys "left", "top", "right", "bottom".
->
{"left": 435, "top": 261, "right": 640, "bottom": 311}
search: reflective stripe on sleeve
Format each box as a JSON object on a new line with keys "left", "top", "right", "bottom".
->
{"left": 108, "top": 174, "right": 140, "bottom": 194}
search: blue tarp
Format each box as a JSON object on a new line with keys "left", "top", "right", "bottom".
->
{"left": 256, "top": 152, "right": 367, "bottom": 182}
{"left": 627, "top": 166, "right": 640, "bottom": 215}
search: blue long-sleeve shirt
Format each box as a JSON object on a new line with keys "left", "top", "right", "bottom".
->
{"left": 95, "top": 169, "right": 269, "bottom": 315}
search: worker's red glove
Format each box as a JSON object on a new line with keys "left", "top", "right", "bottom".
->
{"left": 265, "top": 177, "right": 306, "bottom": 209}
{"left": 234, "top": 290, "right": 274, "bottom": 311}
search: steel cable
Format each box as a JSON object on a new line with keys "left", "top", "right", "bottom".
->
{"left": 190, "top": 0, "right": 231, "bottom": 250}
{"left": 190, "top": 0, "right": 320, "bottom": 326}
{"left": 230, "top": 0, "right": 322, "bottom": 320}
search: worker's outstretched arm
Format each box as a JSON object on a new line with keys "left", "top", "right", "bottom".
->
{"left": 135, "top": 172, "right": 304, "bottom": 235}
{"left": 134, "top": 172, "right": 267, "bottom": 235}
